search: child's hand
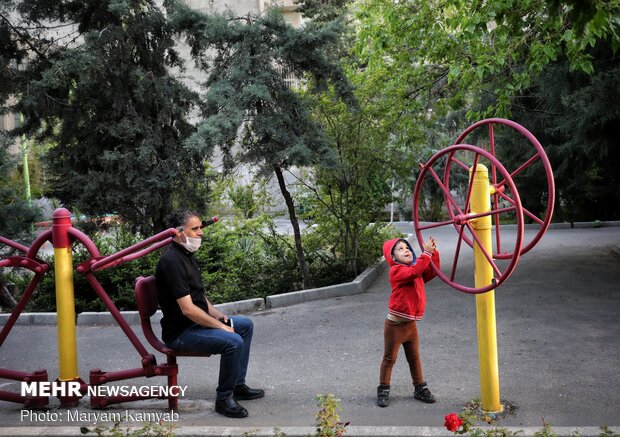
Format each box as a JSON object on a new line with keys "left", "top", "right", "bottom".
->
{"left": 423, "top": 238, "right": 435, "bottom": 253}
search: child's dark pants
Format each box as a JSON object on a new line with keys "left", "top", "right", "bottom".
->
{"left": 379, "top": 319, "right": 424, "bottom": 386}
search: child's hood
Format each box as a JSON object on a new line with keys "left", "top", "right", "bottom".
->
{"left": 382, "top": 238, "right": 417, "bottom": 267}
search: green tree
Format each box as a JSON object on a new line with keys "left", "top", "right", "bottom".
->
{"left": 353, "top": 0, "right": 620, "bottom": 122}
{"left": 509, "top": 40, "right": 620, "bottom": 221}
{"left": 546, "top": 0, "right": 620, "bottom": 49}
{"left": 300, "top": 76, "right": 399, "bottom": 276}
{"left": 3, "top": 0, "right": 207, "bottom": 234}
{"left": 353, "top": 0, "right": 620, "bottom": 221}
{"left": 177, "top": 6, "right": 353, "bottom": 289}
{"left": 0, "top": 132, "right": 40, "bottom": 241}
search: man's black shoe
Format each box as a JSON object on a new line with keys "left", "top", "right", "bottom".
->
{"left": 233, "top": 384, "right": 265, "bottom": 400}
{"left": 214, "top": 398, "right": 248, "bottom": 418}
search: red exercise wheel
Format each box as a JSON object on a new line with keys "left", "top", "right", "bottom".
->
{"left": 413, "top": 144, "right": 524, "bottom": 294}
{"left": 449, "top": 118, "right": 555, "bottom": 258}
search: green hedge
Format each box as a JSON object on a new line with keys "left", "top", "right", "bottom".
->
{"left": 3, "top": 216, "right": 397, "bottom": 313}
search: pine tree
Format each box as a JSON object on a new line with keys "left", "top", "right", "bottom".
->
{"left": 177, "top": 6, "right": 352, "bottom": 289}
{"left": 4, "top": 0, "right": 206, "bottom": 234}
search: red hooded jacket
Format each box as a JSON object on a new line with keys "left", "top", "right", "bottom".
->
{"left": 382, "top": 238, "right": 440, "bottom": 321}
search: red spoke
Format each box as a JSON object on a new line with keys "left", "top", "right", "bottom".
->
{"left": 418, "top": 219, "right": 456, "bottom": 231}
{"left": 427, "top": 165, "right": 464, "bottom": 216}
{"left": 465, "top": 222, "right": 502, "bottom": 277}
{"left": 466, "top": 206, "right": 518, "bottom": 221}
{"left": 494, "top": 192, "right": 501, "bottom": 254}
{"left": 495, "top": 189, "right": 544, "bottom": 224}
{"left": 496, "top": 153, "right": 540, "bottom": 189}
{"left": 462, "top": 153, "right": 480, "bottom": 214}
{"left": 451, "top": 156, "right": 470, "bottom": 171}
{"left": 451, "top": 224, "right": 467, "bottom": 281}
{"left": 522, "top": 207, "right": 544, "bottom": 224}
{"left": 488, "top": 124, "right": 501, "bottom": 253}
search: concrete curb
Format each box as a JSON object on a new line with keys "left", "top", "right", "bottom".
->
{"left": 0, "top": 260, "right": 386, "bottom": 326}
{"left": 0, "top": 425, "right": 617, "bottom": 436}
{"left": 264, "top": 258, "right": 388, "bottom": 310}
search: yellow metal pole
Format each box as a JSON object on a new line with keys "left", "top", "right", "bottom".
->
{"left": 52, "top": 208, "right": 78, "bottom": 382}
{"left": 470, "top": 163, "right": 503, "bottom": 413}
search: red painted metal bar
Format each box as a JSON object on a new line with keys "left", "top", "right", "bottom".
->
{"left": 68, "top": 227, "right": 101, "bottom": 258}
{"left": 82, "top": 272, "right": 152, "bottom": 359}
{"left": 495, "top": 153, "right": 540, "bottom": 189}
{"left": 451, "top": 224, "right": 468, "bottom": 282}
{"left": 451, "top": 156, "right": 470, "bottom": 171}
{"left": 489, "top": 123, "right": 503, "bottom": 256}
{"left": 495, "top": 188, "right": 544, "bottom": 224}
{"left": 417, "top": 219, "right": 456, "bottom": 231}
{"left": 91, "top": 237, "right": 173, "bottom": 272}
{"left": 463, "top": 206, "right": 519, "bottom": 222}
{"left": 464, "top": 221, "right": 502, "bottom": 277}
{"left": 90, "top": 367, "right": 154, "bottom": 385}
{"left": 427, "top": 165, "right": 465, "bottom": 216}
{"left": 0, "top": 368, "right": 49, "bottom": 407}
{"left": 0, "top": 368, "right": 48, "bottom": 382}
{"left": 90, "top": 229, "right": 176, "bottom": 272}
{"left": 0, "top": 269, "right": 47, "bottom": 347}
{"left": 0, "top": 236, "right": 29, "bottom": 254}
{"left": 89, "top": 363, "right": 179, "bottom": 409}
{"left": 26, "top": 229, "right": 52, "bottom": 260}
{"left": 461, "top": 152, "right": 480, "bottom": 215}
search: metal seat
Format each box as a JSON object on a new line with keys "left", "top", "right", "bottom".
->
{"left": 134, "top": 275, "right": 211, "bottom": 410}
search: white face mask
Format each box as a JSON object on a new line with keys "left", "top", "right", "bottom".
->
{"left": 181, "top": 233, "right": 202, "bottom": 252}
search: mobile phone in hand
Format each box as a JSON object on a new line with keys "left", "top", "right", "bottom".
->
{"left": 224, "top": 318, "right": 234, "bottom": 329}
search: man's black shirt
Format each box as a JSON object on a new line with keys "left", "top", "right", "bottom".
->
{"left": 155, "top": 241, "right": 210, "bottom": 343}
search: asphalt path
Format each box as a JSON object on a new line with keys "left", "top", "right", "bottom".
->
{"left": 0, "top": 225, "right": 619, "bottom": 434}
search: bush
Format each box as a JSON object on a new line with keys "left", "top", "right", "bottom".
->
{"left": 195, "top": 215, "right": 303, "bottom": 303}
{"left": 8, "top": 213, "right": 394, "bottom": 313}
{"left": 18, "top": 216, "right": 303, "bottom": 312}
{"left": 302, "top": 221, "right": 400, "bottom": 286}
{"left": 25, "top": 227, "right": 161, "bottom": 313}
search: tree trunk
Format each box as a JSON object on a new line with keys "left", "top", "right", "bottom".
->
{"left": 0, "top": 280, "right": 18, "bottom": 309}
{"left": 273, "top": 165, "right": 313, "bottom": 289}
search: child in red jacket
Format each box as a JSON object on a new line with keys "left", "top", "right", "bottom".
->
{"left": 377, "top": 237, "right": 440, "bottom": 407}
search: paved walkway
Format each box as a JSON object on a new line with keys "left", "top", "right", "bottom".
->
{"left": 0, "top": 226, "right": 619, "bottom": 436}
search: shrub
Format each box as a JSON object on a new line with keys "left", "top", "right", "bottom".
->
{"left": 19, "top": 215, "right": 302, "bottom": 312}
{"left": 9, "top": 212, "right": 393, "bottom": 313}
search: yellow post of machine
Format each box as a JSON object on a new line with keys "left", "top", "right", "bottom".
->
{"left": 470, "top": 163, "right": 503, "bottom": 413}
{"left": 52, "top": 208, "right": 78, "bottom": 381}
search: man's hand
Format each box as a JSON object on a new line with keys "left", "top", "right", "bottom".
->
{"left": 218, "top": 315, "right": 235, "bottom": 333}
{"left": 177, "top": 295, "right": 234, "bottom": 331}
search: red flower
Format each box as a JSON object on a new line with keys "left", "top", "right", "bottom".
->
{"left": 444, "top": 412, "right": 463, "bottom": 432}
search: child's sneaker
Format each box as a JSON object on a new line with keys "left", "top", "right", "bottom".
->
{"left": 414, "top": 383, "right": 436, "bottom": 403}
{"left": 377, "top": 384, "right": 390, "bottom": 407}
